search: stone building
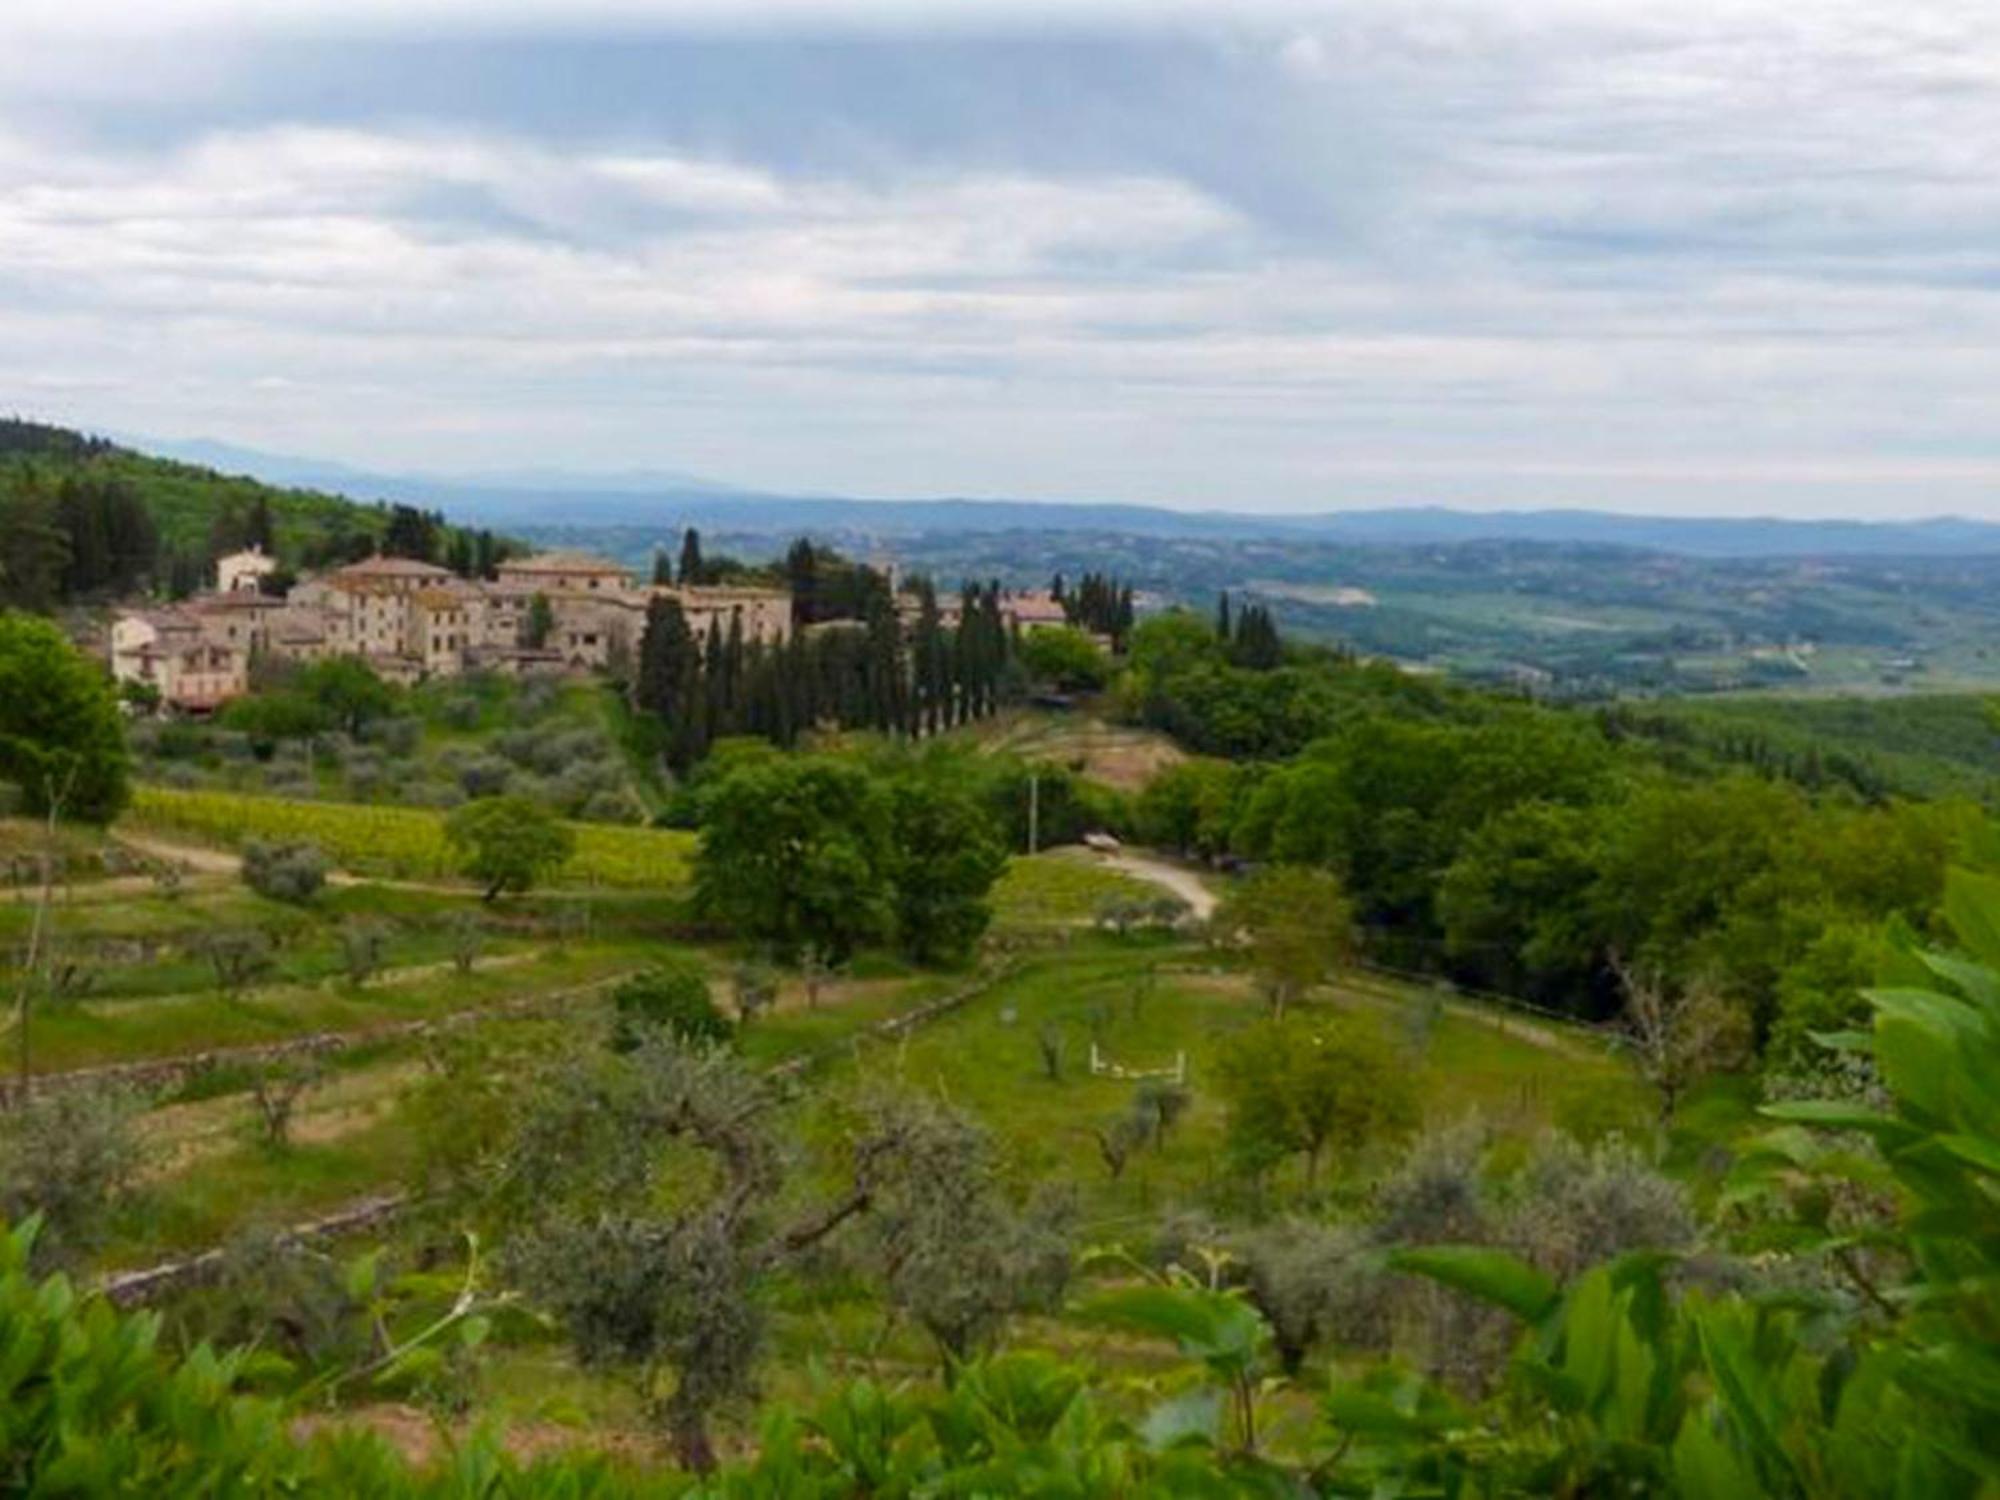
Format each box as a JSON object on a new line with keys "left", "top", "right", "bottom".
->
{"left": 109, "top": 610, "right": 248, "bottom": 710}
{"left": 216, "top": 544, "right": 279, "bottom": 595}
{"left": 654, "top": 584, "right": 793, "bottom": 648}
{"left": 108, "top": 545, "right": 793, "bottom": 708}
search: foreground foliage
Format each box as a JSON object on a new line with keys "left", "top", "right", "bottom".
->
{"left": 1, "top": 870, "right": 1995, "bottom": 1493}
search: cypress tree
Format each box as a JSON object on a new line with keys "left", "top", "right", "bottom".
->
{"left": 245, "top": 495, "right": 275, "bottom": 553}
{"left": 636, "top": 596, "right": 693, "bottom": 718}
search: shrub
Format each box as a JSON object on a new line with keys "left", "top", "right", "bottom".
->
{"left": 0, "top": 1086, "right": 142, "bottom": 1273}
{"left": 729, "top": 963, "right": 778, "bottom": 1026}
{"left": 610, "top": 963, "right": 732, "bottom": 1051}
{"left": 367, "top": 717, "right": 423, "bottom": 757}
{"left": 455, "top": 755, "right": 514, "bottom": 799}
{"left": 1232, "top": 1219, "right": 1385, "bottom": 1374}
{"left": 1504, "top": 1132, "right": 1696, "bottom": 1281}
{"left": 240, "top": 838, "right": 328, "bottom": 904}
{"left": 442, "top": 910, "right": 486, "bottom": 976}
{"left": 337, "top": 919, "right": 390, "bottom": 987}
{"left": 438, "top": 694, "right": 484, "bottom": 731}
{"left": 248, "top": 1058, "right": 326, "bottom": 1150}
{"left": 201, "top": 928, "right": 275, "bottom": 995}
{"left": 578, "top": 789, "right": 644, "bottom": 824}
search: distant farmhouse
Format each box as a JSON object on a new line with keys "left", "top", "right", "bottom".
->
{"left": 109, "top": 544, "right": 793, "bottom": 712}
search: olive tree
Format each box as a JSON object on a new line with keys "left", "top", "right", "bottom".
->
{"left": 442, "top": 910, "right": 486, "bottom": 976}
{"left": 201, "top": 928, "right": 275, "bottom": 997}
{"left": 337, "top": 919, "right": 389, "bottom": 987}
{"left": 248, "top": 1057, "right": 327, "bottom": 1151}
{"left": 0, "top": 1085, "right": 142, "bottom": 1273}
{"left": 498, "top": 1041, "right": 930, "bottom": 1472}
{"left": 855, "top": 1093, "right": 1073, "bottom": 1375}
{"left": 1230, "top": 1219, "right": 1385, "bottom": 1375}
{"left": 728, "top": 963, "right": 778, "bottom": 1027}
{"left": 241, "top": 839, "right": 327, "bottom": 904}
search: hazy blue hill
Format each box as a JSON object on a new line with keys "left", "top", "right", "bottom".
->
{"left": 116, "top": 435, "right": 2000, "bottom": 558}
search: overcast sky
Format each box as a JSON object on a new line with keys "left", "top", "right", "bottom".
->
{"left": 6, "top": 1, "right": 2000, "bottom": 516}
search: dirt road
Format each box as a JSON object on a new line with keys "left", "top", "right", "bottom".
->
{"left": 1091, "top": 850, "right": 1219, "bottom": 920}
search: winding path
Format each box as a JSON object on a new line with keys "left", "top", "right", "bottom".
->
{"left": 1089, "top": 849, "right": 1219, "bottom": 920}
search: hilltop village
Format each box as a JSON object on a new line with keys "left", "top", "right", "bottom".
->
{"left": 106, "top": 542, "right": 1077, "bottom": 712}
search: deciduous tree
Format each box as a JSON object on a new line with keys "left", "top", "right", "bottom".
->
{"left": 1213, "top": 865, "right": 1353, "bottom": 1018}
{"left": 1215, "top": 1017, "right": 1416, "bottom": 1190}
{"left": 444, "top": 794, "right": 575, "bottom": 902}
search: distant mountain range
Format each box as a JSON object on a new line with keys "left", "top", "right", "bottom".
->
{"left": 130, "top": 434, "right": 2000, "bottom": 559}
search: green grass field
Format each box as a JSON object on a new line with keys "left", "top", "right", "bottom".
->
{"left": 990, "top": 848, "right": 1161, "bottom": 928}
{"left": 847, "top": 940, "right": 1647, "bottom": 1226}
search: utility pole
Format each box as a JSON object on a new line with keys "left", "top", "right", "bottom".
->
{"left": 1027, "top": 771, "right": 1040, "bottom": 856}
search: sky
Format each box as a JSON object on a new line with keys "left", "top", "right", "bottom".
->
{"left": 5, "top": 0, "right": 2000, "bottom": 517}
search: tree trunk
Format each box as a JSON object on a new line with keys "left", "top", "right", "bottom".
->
{"left": 669, "top": 1409, "right": 717, "bottom": 1474}
{"left": 13, "top": 792, "right": 63, "bottom": 1089}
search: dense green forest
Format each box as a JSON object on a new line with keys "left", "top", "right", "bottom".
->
{"left": 0, "top": 417, "right": 511, "bottom": 602}
{"left": 1117, "top": 610, "right": 1993, "bottom": 1052}
{"left": 1602, "top": 691, "right": 2000, "bottom": 803}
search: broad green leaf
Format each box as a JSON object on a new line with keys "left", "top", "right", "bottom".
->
{"left": 1941, "top": 868, "right": 2000, "bottom": 970}
{"left": 1139, "top": 1389, "right": 1221, "bottom": 1451}
{"left": 1672, "top": 1405, "right": 1767, "bottom": 1497}
{"left": 1320, "top": 1387, "right": 1437, "bottom": 1437}
{"left": 1696, "top": 1311, "right": 1801, "bottom": 1493}
{"left": 1917, "top": 951, "right": 2000, "bottom": 1011}
{"left": 341, "top": 1249, "right": 382, "bottom": 1304}
{"left": 1759, "top": 1100, "right": 1916, "bottom": 1141}
{"left": 1933, "top": 1132, "right": 2000, "bottom": 1177}
{"left": 1388, "top": 1246, "right": 1559, "bottom": 1323}
{"left": 1805, "top": 1028, "right": 1874, "bottom": 1056}
{"left": 1080, "top": 1286, "right": 1267, "bottom": 1374}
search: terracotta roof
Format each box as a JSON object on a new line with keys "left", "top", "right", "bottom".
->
{"left": 117, "top": 608, "right": 201, "bottom": 634}
{"left": 330, "top": 556, "right": 454, "bottom": 581}
{"left": 187, "top": 592, "right": 283, "bottom": 612}
{"left": 496, "top": 550, "right": 631, "bottom": 576}
{"left": 1005, "top": 592, "right": 1070, "bottom": 625}
{"left": 656, "top": 584, "right": 791, "bottom": 604}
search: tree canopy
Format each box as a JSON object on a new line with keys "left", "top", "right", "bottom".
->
{"left": 0, "top": 613, "right": 128, "bottom": 823}
{"left": 443, "top": 794, "right": 575, "bottom": 901}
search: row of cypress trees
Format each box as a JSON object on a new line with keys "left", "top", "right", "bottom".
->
{"left": 1215, "top": 591, "right": 1283, "bottom": 669}
{"left": 633, "top": 574, "right": 1018, "bottom": 773}
{"left": 1052, "top": 570, "right": 1136, "bottom": 645}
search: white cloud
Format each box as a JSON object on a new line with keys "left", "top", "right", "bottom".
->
{"left": 5, "top": 5, "right": 2000, "bottom": 512}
